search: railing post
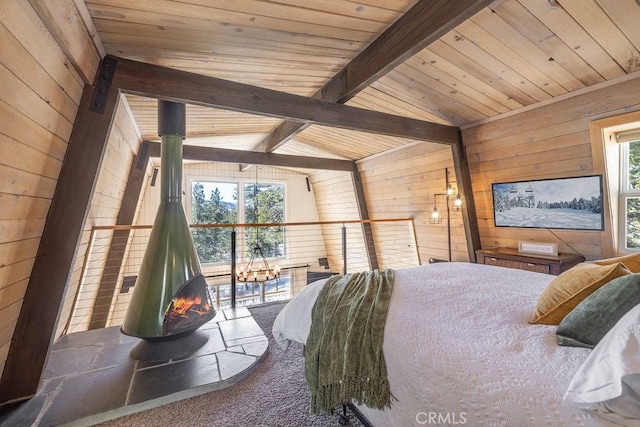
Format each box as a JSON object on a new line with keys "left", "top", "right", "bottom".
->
{"left": 342, "top": 224, "right": 347, "bottom": 275}
{"left": 231, "top": 229, "right": 237, "bottom": 309}
{"left": 409, "top": 218, "right": 421, "bottom": 265}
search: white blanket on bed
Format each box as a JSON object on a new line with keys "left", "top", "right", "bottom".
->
{"left": 272, "top": 262, "right": 620, "bottom": 426}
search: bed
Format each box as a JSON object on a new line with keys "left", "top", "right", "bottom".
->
{"left": 272, "top": 262, "right": 638, "bottom": 427}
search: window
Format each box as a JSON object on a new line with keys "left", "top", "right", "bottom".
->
{"left": 190, "top": 179, "right": 286, "bottom": 264}
{"left": 191, "top": 181, "right": 238, "bottom": 263}
{"left": 619, "top": 138, "right": 640, "bottom": 250}
{"left": 244, "top": 182, "right": 285, "bottom": 258}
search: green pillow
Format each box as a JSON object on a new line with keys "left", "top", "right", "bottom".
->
{"left": 556, "top": 273, "right": 640, "bottom": 348}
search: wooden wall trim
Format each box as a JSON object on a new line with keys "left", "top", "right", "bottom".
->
{"left": 72, "top": 0, "right": 107, "bottom": 58}
{"left": 452, "top": 131, "right": 481, "bottom": 261}
{"left": 462, "top": 70, "right": 640, "bottom": 131}
{"left": 0, "top": 77, "right": 119, "bottom": 404}
{"left": 27, "top": 0, "right": 101, "bottom": 84}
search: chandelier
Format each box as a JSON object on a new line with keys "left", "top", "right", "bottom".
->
{"left": 235, "top": 245, "right": 280, "bottom": 282}
{"left": 235, "top": 167, "right": 280, "bottom": 283}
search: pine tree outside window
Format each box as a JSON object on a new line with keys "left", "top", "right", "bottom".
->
{"left": 190, "top": 180, "right": 286, "bottom": 264}
{"left": 620, "top": 139, "right": 640, "bottom": 250}
{"left": 191, "top": 182, "right": 238, "bottom": 263}
{"left": 244, "top": 182, "right": 285, "bottom": 258}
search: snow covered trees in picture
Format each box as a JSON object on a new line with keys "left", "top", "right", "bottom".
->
{"left": 492, "top": 175, "right": 603, "bottom": 231}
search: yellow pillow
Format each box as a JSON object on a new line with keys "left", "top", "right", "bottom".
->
{"left": 591, "top": 253, "right": 640, "bottom": 273}
{"left": 530, "top": 262, "right": 631, "bottom": 325}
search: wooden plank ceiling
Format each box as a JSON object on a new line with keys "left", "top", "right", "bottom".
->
{"left": 85, "top": 0, "right": 640, "bottom": 163}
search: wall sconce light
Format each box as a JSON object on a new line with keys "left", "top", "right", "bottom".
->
{"left": 430, "top": 205, "right": 442, "bottom": 224}
{"left": 454, "top": 194, "right": 462, "bottom": 209}
{"left": 430, "top": 168, "right": 463, "bottom": 261}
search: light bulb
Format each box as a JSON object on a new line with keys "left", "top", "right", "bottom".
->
{"left": 431, "top": 208, "right": 440, "bottom": 219}
{"left": 446, "top": 186, "right": 455, "bottom": 196}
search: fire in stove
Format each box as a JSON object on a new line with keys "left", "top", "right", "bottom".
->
{"left": 163, "top": 274, "right": 214, "bottom": 336}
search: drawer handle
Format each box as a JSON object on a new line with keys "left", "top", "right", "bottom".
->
{"left": 490, "top": 257, "right": 497, "bottom": 261}
{"left": 527, "top": 263, "right": 536, "bottom": 266}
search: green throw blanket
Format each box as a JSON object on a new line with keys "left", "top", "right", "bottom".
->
{"left": 304, "top": 268, "right": 394, "bottom": 414}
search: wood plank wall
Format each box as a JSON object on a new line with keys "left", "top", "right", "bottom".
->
{"left": 463, "top": 74, "right": 640, "bottom": 260}
{"left": 63, "top": 99, "right": 142, "bottom": 334}
{"left": 0, "top": 1, "right": 88, "bottom": 376}
{"left": 358, "top": 141, "right": 468, "bottom": 263}
{"left": 309, "top": 170, "right": 370, "bottom": 273}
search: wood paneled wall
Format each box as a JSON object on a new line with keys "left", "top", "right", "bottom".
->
{"left": 358, "top": 142, "right": 468, "bottom": 263}
{"left": 64, "top": 99, "right": 142, "bottom": 334}
{"left": 463, "top": 74, "right": 640, "bottom": 260}
{"left": 0, "top": 1, "right": 89, "bottom": 376}
{"left": 309, "top": 170, "right": 370, "bottom": 273}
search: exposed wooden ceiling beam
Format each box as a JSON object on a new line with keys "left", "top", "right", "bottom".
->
{"left": 253, "top": 0, "right": 494, "bottom": 153}
{"left": 112, "top": 56, "right": 460, "bottom": 145}
{"left": 146, "top": 141, "right": 354, "bottom": 171}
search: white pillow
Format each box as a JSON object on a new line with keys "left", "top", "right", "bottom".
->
{"left": 564, "top": 303, "right": 640, "bottom": 426}
{"left": 271, "top": 278, "right": 327, "bottom": 349}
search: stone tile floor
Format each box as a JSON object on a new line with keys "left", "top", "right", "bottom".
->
{"left": 0, "top": 307, "right": 268, "bottom": 426}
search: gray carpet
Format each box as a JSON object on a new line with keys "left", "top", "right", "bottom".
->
{"left": 96, "top": 301, "right": 364, "bottom": 427}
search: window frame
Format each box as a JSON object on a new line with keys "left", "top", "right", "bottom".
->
{"left": 618, "top": 140, "right": 640, "bottom": 252}
{"left": 186, "top": 176, "right": 287, "bottom": 266}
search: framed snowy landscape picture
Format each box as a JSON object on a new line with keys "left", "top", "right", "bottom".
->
{"left": 492, "top": 175, "right": 604, "bottom": 231}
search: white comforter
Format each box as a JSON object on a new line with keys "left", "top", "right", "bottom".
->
{"left": 272, "top": 262, "right": 619, "bottom": 427}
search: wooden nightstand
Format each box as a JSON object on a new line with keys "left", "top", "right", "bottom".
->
{"left": 476, "top": 247, "right": 584, "bottom": 275}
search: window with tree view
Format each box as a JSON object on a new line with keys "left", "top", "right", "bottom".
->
{"left": 244, "top": 182, "right": 285, "bottom": 259}
{"left": 190, "top": 180, "right": 286, "bottom": 264}
{"left": 191, "top": 182, "right": 238, "bottom": 263}
{"left": 621, "top": 139, "right": 640, "bottom": 250}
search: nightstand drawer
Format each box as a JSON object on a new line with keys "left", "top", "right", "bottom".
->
{"left": 484, "top": 256, "right": 550, "bottom": 274}
{"left": 476, "top": 247, "right": 584, "bottom": 275}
